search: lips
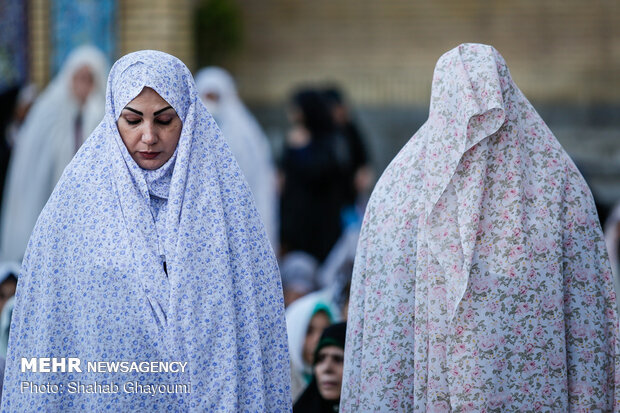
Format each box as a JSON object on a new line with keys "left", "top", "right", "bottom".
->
{"left": 319, "top": 380, "right": 339, "bottom": 388}
{"left": 139, "top": 151, "right": 160, "bottom": 159}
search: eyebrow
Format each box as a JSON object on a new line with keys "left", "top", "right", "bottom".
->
{"left": 123, "top": 105, "right": 174, "bottom": 116}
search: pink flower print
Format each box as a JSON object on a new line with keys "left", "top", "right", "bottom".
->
{"left": 509, "top": 245, "right": 523, "bottom": 259}
{"left": 473, "top": 280, "right": 490, "bottom": 294}
{"left": 487, "top": 300, "right": 500, "bottom": 313}
{"left": 581, "top": 350, "right": 594, "bottom": 363}
{"left": 453, "top": 342, "right": 467, "bottom": 355}
{"left": 520, "top": 382, "right": 531, "bottom": 394}
{"left": 527, "top": 269, "right": 536, "bottom": 280}
{"left": 516, "top": 302, "right": 530, "bottom": 315}
{"left": 493, "top": 358, "right": 506, "bottom": 370}
{"left": 488, "top": 393, "right": 508, "bottom": 409}
{"left": 431, "top": 400, "right": 450, "bottom": 411}
{"left": 575, "top": 213, "right": 587, "bottom": 226}
{"left": 508, "top": 267, "right": 517, "bottom": 278}
{"left": 462, "top": 402, "right": 476, "bottom": 413}
{"left": 388, "top": 361, "right": 401, "bottom": 374}
{"left": 606, "top": 307, "right": 616, "bottom": 321}
{"left": 572, "top": 325, "right": 588, "bottom": 339}
{"left": 496, "top": 152, "right": 505, "bottom": 165}
{"left": 513, "top": 323, "right": 523, "bottom": 335}
{"left": 542, "top": 297, "right": 557, "bottom": 312}
{"left": 479, "top": 336, "right": 496, "bottom": 351}
{"left": 534, "top": 240, "right": 548, "bottom": 254}
{"left": 549, "top": 355, "right": 564, "bottom": 370}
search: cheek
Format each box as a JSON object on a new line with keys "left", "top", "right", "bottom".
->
{"left": 314, "top": 363, "right": 327, "bottom": 378}
{"left": 165, "top": 130, "right": 181, "bottom": 150}
{"left": 116, "top": 125, "right": 138, "bottom": 149}
{"left": 335, "top": 364, "right": 344, "bottom": 380}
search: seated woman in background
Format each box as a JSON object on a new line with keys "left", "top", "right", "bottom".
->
{"left": 1, "top": 50, "right": 290, "bottom": 411}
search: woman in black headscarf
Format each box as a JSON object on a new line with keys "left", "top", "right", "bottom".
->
{"left": 294, "top": 322, "right": 347, "bottom": 413}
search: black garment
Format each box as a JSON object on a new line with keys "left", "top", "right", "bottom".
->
{"left": 339, "top": 121, "right": 369, "bottom": 206}
{"left": 0, "top": 87, "right": 20, "bottom": 216}
{"left": 293, "top": 378, "right": 339, "bottom": 413}
{"left": 280, "top": 134, "right": 346, "bottom": 262}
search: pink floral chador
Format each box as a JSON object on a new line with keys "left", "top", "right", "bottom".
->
{"left": 341, "top": 43, "right": 620, "bottom": 412}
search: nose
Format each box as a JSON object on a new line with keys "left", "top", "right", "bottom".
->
{"left": 141, "top": 122, "right": 157, "bottom": 145}
{"left": 319, "top": 356, "right": 337, "bottom": 374}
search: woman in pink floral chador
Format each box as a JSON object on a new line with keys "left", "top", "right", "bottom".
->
{"left": 341, "top": 43, "right": 620, "bottom": 412}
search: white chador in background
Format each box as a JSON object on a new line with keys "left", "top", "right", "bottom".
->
{"left": 195, "top": 67, "right": 278, "bottom": 247}
{"left": 0, "top": 45, "right": 108, "bottom": 261}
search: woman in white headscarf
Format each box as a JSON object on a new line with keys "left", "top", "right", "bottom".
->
{"left": 1, "top": 50, "right": 290, "bottom": 411}
{"left": 286, "top": 292, "right": 336, "bottom": 402}
{"left": 0, "top": 45, "right": 108, "bottom": 262}
{"left": 195, "top": 67, "right": 278, "bottom": 247}
{"left": 341, "top": 43, "right": 619, "bottom": 411}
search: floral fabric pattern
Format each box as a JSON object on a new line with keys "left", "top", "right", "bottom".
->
{"left": 1, "top": 50, "right": 290, "bottom": 412}
{"left": 341, "top": 43, "right": 619, "bottom": 412}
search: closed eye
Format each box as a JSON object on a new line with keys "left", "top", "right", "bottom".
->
{"left": 125, "top": 119, "right": 141, "bottom": 125}
{"left": 156, "top": 118, "right": 173, "bottom": 125}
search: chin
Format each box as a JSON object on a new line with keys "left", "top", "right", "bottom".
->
{"left": 318, "top": 390, "right": 340, "bottom": 401}
{"left": 137, "top": 159, "right": 165, "bottom": 170}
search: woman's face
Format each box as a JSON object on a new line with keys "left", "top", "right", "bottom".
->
{"left": 71, "top": 65, "right": 95, "bottom": 105}
{"left": 314, "top": 345, "right": 344, "bottom": 401}
{"left": 302, "top": 310, "right": 330, "bottom": 365}
{"left": 117, "top": 87, "right": 183, "bottom": 170}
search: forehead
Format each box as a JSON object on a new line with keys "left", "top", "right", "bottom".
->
{"left": 124, "top": 87, "right": 171, "bottom": 111}
{"left": 318, "top": 346, "right": 344, "bottom": 356}
{"left": 73, "top": 65, "right": 94, "bottom": 78}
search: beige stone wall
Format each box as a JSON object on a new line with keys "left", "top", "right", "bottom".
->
{"left": 28, "top": 0, "right": 50, "bottom": 88}
{"left": 228, "top": 0, "right": 620, "bottom": 105}
{"left": 118, "top": 0, "right": 194, "bottom": 69}
{"left": 26, "top": 1, "right": 620, "bottom": 105}
{"left": 27, "top": 0, "right": 195, "bottom": 87}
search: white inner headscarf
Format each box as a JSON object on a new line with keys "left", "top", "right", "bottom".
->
{"left": 342, "top": 43, "right": 619, "bottom": 412}
{"left": 0, "top": 45, "right": 108, "bottom": 262}
{"left": 195, "top": 67, "right": 278, "bottom": 247}
{"left": 285, "top": 291, "right": 335, "bottom": 401}
{"left": 2, "top": 50, "right": 290, "bottom": 412}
